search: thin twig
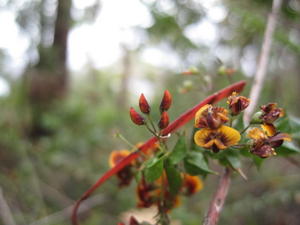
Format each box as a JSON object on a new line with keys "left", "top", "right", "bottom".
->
{"left": 202, "top": 168, "right": 232, "bottom": 225}
{"left": 0, "top": 186, "right": 17, "bottom": 225}
{"left": 243, "top": 0, "right": 283, "bottom": 124}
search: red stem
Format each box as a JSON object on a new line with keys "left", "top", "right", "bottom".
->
{"left": 203, "top": 168, "right": 232, "bottom": 225}
{"left": 71, "top": 81, "right": 246, "bottom": 225}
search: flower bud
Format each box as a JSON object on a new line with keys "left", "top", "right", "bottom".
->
{"left": 227, "top": 92, "right": 250, "bottom": 116}
{"left": 251, "top": 144, "right": 276, "bottom": 158}
{"left": 129, "top": 216, "right": 140, "bottom": 225}
{"left": 260, "top": 103, "right": 284, "bottom": 124}
{"left": 139, "top": 94, "right": 150, "bottom": 114}
{"left": 158, "top": 111, "right": 169, "bottom": 129}
{"left": 130, "top": 107, "right": 145, "bottom": 125}
{"left": 250, "top": 111, "right": 263, "bottom": 124}
{"left": 160, "top": 90, "right": 172, "bottom": 112}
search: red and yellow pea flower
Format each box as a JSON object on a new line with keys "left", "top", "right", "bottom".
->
{"left": 182, "top": 174, "right": 203, "bottom": 196}
{"left": 109, "top": 150, "right": 134, "bottom": 186}
{"left": 194, "top": 125, "right": 241, "bottom": 153}
{"left": 260, "top": 103, "right": 284, "bottom": 124}
{"left": 247, "top": 124, "right": 291, "bottom": 158}
{"left": 136, "top": 173, "right": 203, "bottom": 211}
{"left": 227, "top": 92, "right": 250, "bottom": 116}
{"left": 194, "top": 104, "right": 229, "bottom": 129}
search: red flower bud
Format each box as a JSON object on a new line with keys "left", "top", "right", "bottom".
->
{"left": 129, "top": 216, "right": 140, "bottom": 225}
{"left": 160, "top": 90, "right": 172, "bottom": 112}
{"left": 139, "top": 94, "right": 150, "bottom": 114}
{"left": 158, "top": 111, "right": 169, "bottom": 129}
{"left": 117, "top": 223, "right": 125, "bottom": 225}
{"left": 130, "top": 107, "right": 145, "bottom": 125}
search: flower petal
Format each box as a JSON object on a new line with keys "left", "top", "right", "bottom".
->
{"left": 194, "top": 128, "right": 212, "bottom": 147}
{"left": 109, "top": 150, "right": 131, "bottom": 167}
{"left": 218, "top": 125, "right": 241, "bottom": 147}
{"left": 261, "top": 124, "right": 276, "bottom": 137}
{"left": 247, "top": 128, "right": 267, "bottom": 140}
{"left": 194, "top": 104, "right": 210, "bottom": 127}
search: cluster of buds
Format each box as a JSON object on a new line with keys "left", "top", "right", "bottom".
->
{"left": 129, "top": 90, "right": 172, "bottom": 132}
{"left": 247, "top": 103, "right": 290, "bottom": 158}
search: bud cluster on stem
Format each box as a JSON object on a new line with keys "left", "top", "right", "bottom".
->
{"left": 129, "top": 90, "right": 173, "bottom": 137}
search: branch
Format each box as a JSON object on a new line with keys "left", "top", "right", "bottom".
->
{"left": 71, "top": 81, "right": 246, "bottom": 225}
{"left": 0, "top": 186, "right": 17, "bottom": 225}
{"left": 243, "top": 0, "right": 283, "bottom": 124}
{"left": 202, "top": 168, "right": 232, "bottom": 225}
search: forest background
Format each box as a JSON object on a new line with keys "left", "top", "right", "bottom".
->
{"left": 0, "top": 0, "right": 300, "bottom": 225}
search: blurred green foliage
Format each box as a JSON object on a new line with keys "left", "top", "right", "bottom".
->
{"left": 0, "top": 0, "right": 300, "bottom": 225}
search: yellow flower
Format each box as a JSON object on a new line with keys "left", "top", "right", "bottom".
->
{"left": 194, "top": 104, "right": 229, "bottom": 129}
{"left": 109, "top": 150, "right": 133, "bottom": 186}
{"left": 194, "top": 125, "right": 241, "bottom": 152}
{"left": 247, "top": 124, "right": 291, "bottom": 158}
{"left": 182, "top": 174, "right": 203, "bottom": 196}
{"left": 109, "top": 150, "right": 131, "bottom": 167}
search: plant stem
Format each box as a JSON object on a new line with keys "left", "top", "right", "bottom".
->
{"left": 203, "top": 168, "right": 232, "bottom": 225}
{"left": 115, "top": 133, "right": 136, "bottom": 149}
{"left": 147, "top": 114, "right": 158, "bottom": 133}
{"left": 145, "top": 122, "right": 159, "bottom": 138}
{"left": 243, "top": 0, "right": 282, "bottom": 124}
{"left": 240, "top": 124, "right": 251, "bottom": 134}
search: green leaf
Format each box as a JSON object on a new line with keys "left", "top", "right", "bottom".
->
{"left": 184, "top": 151, "right": 216, "bottom": 176}
{"left": 225, "top": 150, "right": 241, "bottom": 169}
{"left": 144, "top": 156, "right": 164, "bottom": 183}
{"left": 165, "top": 160, "right": 182, "bottom": 196}
{"left": 276, "top": 141, "right": 300, "bottom": 155}
{"left": 168, "top": 135, "right": 187, "bottom": 165}
{"left": 276, "top": 117, "right": 292, "bottom": 133}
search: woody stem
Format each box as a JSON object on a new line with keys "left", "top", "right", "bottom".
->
{"left": 203, "top": 168, "right": 232, "bottom": 225}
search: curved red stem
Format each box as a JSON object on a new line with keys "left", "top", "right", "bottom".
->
{"left": 72, "top": 81, "right": 246, "bottom": 225}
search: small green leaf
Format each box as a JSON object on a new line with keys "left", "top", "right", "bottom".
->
{"left": 225, "top": 151, "right": 241, "bottom": 169}
{"left": 144, "top": 156, "right": 164, "bottom": 183}
{"left": 276, "top": 117, "right": 292, "bottom": 133}
{"left": 168, "top": 135, "right": 187, "bottom": 165}
{"left": 165, "top": 160, "right": 182, "bottom": 196}
{"left": 184, "top": 151, "right": 216, "bottom": 176}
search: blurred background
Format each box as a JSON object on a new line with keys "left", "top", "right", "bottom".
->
{"left": 0, "top": 0, "right": 300, "bottom": 224}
